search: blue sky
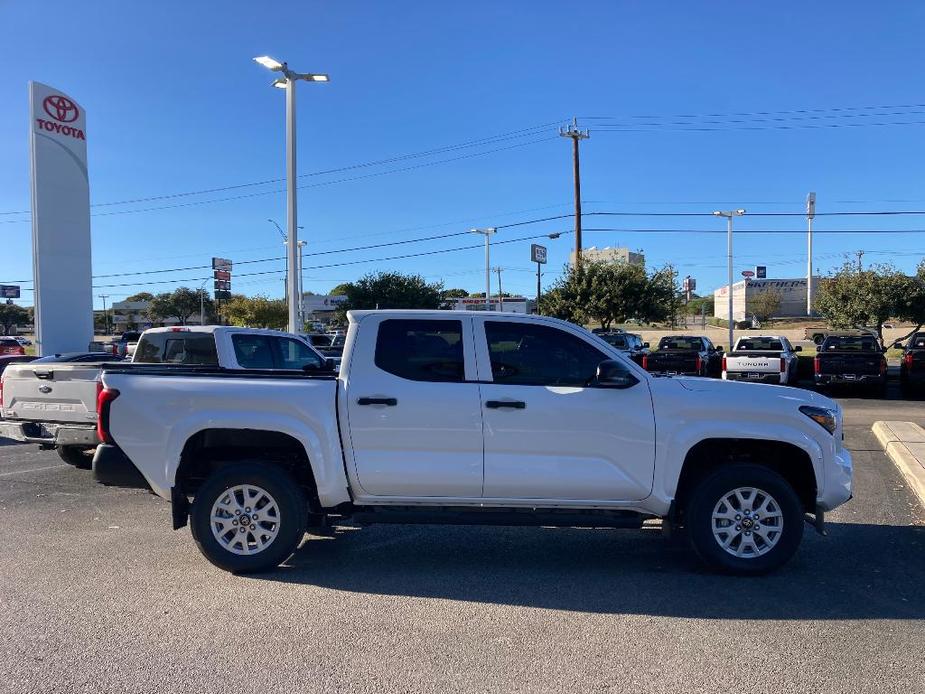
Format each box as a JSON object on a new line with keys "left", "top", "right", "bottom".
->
{"left": 2, "top": 0, "right": 925, "bottom": 309}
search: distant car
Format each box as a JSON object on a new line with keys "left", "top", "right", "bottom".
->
{"left": 31, "top": 352, "right": 125, "bottom": 364}
{"left": 898, "top": 332, "right": 925, "bottom": 395}
{"left": 723, "top": 335, "right": 801, "bottom": 385}
{"left": 642, "top": 335, "right": 723, "bottom": 377}
{"left": 13, "top": 336, "right": 32, "bottom": 347}
{"left": 595, "top": 331, "right": 649, "bottom": 365}
{"left": 0, "top": 337, "right": 25, "bottom": 357}
{"left": 110, "top": 331, "right": 142, "bottom": 358}
{"left": 0, "top": 354, "right": 37, "bottom": 378}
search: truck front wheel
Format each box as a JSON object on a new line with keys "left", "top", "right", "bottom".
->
{"left": 190, "top": 462, "right": 308, "bottom": 574}
{"left": 686, "top": 464, "right": 803, "bottom": 575}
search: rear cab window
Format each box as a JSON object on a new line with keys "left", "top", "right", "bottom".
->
{"left": 822, "top": 336, "right": 880, "bottom": 352}
{"left": 134, "top": 331, "right": 218, "bottom": 365}
{"left": 374, "top": 319, "right": 464, "bottom": 382}
{"left": 658, "top": 337, "right": 701, "bottom": 351}
{"left": 737, "top": 338, "right": 784, "bottom": 351}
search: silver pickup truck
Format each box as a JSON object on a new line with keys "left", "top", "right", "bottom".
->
{"left": 0, "top": 326, "right": 331, "bottom": 468}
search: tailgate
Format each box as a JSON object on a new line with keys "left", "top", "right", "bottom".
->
{"left": 1, "top": 363, "right": 101, "bottom": 424}
{"left": 818, "top": 354, "right": 881, "bottom": 375}
{"left": 725, "top": 353, "right": 780, "bottom": 373}
{"left": 647, "top": 352, "right": 697, "bottom": 372}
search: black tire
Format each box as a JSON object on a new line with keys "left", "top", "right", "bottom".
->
{"left": 190, "top": 462, "right": 308, "bottom": 574}
{"left": 686, "top": 463, "right": 804, "bottom": 575}
{"left": 56, "top": 445, "right": 94, "bottom": 470}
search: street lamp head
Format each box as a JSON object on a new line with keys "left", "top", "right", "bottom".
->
{"left": 304, "top": 74, "right": 329, "bottom": 82}
{"left": 272, "top": 78, "right": 288, "bottom": 89}
{"left": 712, "top": 211, "right": 723, "bottom": 217}
{"left": 735, "top": 209, "right": 746, "bottom": 216}
{"left": 548, "top": 232, "right": 562, "bottom": 239}
{"left": 254, "top": 55, "right": 284, "bottom": 71}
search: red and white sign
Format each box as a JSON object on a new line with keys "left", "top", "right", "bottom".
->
{"left": 741, "top": 270, "right": 755, "bottom": 278}
{"left": 29, "top": 82, "right": 92, "bottom": 356}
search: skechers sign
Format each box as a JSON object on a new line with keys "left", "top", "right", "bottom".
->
{"left": 35, "top": 94, "right": 86, "bottom": 141}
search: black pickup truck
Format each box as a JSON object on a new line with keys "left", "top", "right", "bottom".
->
{"left": 814, "top": 334, "right": 887, "bottom": 393}
{"left": 899, "top": 332, "right": 925, "bottom": 394}
{"left": 642, "top": 335, "right": 723, "bottom": 377}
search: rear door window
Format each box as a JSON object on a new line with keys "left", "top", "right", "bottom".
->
{"left": 134, "top": 333, "right": 168, "bottom": 362}
{"left": 374, "top": 319, "right": 464, "bottom": 382}
{"left": 163, "top": 335, "right": 219, "bottom": 365}
{"left": 231, "top": 334, "right": 275, "bottom": 369}
{"left": 271, "top": 337, "right": 324, "bottom": 370}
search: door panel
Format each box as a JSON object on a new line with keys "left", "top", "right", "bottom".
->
{"left": 477, "top": 320, "right": 656, "bottom": 501}
{"left": 344, "top": 316, "right": 484, "bottom": 498}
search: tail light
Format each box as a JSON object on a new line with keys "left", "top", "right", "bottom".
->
{"left": 780, "top": 357, "right": 787, "bottom": 373}
{"left": 905, "top": 353, "right": 914, "bottom": 367}
{"left": 0, "top": 378, "right": 3, "bottom": 409}
{"left": 111, "top": 344, "right": 118, "bottom": 356}
{"left": 695, "top": 355, "right": 703, "bottom": 372}
{"left": 721, "top": 356, "right": 727, "bottom": 373}
{"left": 16, "top": 346, "right": 24, "bottom": 355}
{"left": 642, "top": 355, "right": 649, "bottom": 370}
{"left": 880, "top": 358, "right": 888, "bottom": 376}
{"left": 96, "top": 380, "right": 120, "bottom": 444}
{"left": 814, "top": 356, "right": 821, "bottom": 374}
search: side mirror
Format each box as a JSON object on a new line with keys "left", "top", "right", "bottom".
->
{"left": 643, "top": 342, "right": 650, "bottom": 348}
{"left": 594, "top": 359, "right": 639, "bottom": 389}
{"left": 794, "top": 346, "right": 802, "bottom": 352}
{"left": 715, "top": 346, "right": 724, "bottom": 353}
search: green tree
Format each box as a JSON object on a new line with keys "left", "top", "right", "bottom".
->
{"left": 125, "top": 292, "right": 154, "bottom": 302}
{"left": 0, "top": 303, "right": 30, "bottom": 336}
{"left": 816, "top": 262, "right": 914, "bottom": 342}
{"left": 219, "top": 295, "right": 288, "bottom": 329}
{"left": 749, "top": 289, "right": 782, "bottom": 322}
{"left": 442, "top": 288, "right": 470, "bottom": 299}
{"left": 541, "top": 261, "right": 676, "bottom": 329}
{"left": 147, "top": 287, "right": 213, "bottom": 325}
{"left": 335, "top": 271, "right": 444, "bottom": 320}
{"left": 329, "top": 283, "right": 351, "bottom": 296}
{"left": 684, "top": 294, "right": 714, "bottom": 317}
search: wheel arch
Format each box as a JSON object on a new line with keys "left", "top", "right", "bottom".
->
{"left": 673, "top": 437, "right": 817, "bottom": 516}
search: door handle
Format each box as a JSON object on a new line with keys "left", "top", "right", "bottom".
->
{"left": 485, "top": 400, "right": 526, "bottom": 409}
{"left": 357, "top": 397, "right": 398, "bottom": 406}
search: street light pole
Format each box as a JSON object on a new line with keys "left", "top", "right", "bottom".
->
{"left": 806, "top": 192, "right": 815, "bottom": 316}
{"left": 713, "top": 209, "right": 746, "bottom": 350}
{"left": 254, "top": 56, "right": 328, "bottom": 334}
{"left": 470, "top": 228, "right": 497, "bottom": 310}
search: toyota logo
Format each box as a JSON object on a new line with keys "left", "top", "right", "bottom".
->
{"left": 42, "top": 95, "right": 79, "bottom": 123}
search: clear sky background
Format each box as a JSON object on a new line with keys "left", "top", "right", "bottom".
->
{"left": 2, "top": 0, "right": 924, "bottom": 309}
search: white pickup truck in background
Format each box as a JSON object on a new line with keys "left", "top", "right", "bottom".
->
{"left": 722, "top": 335, "right": 802, "bottom": 385}
{"left": 93, "top": 310, "right": 852, "bottom": 576}
{"left": 0, "top": 326, "right": 331, "bottom": 468}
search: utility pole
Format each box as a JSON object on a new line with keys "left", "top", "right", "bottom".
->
{"left": 806, "top": 192, "right": 815, "bottom": 316}
{"left": 470, "top": 228, "right": 497, "bottom": 310}
{"left": 98, "top": 294, "right": 110, "bottom": 335}
{"left": 713, "top": 209, "right": 746, "bottom": 351}
{"left": 856, "top": 250, "right": 865, "bottom": 272}
{"left": 494, "top": 266, "right": 504, "bottom": 312}
{"left": 559, "top": 118, "right": 589, "bottom": 268}
{"left": 536, "top": 265, "right": 542, "bottom": 314}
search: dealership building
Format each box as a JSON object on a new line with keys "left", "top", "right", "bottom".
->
{"left": 713, "top": 277, "right": 821, "bottom": 321}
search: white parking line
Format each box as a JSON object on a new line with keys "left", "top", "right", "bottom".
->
{"left": 0, "top": 464, "right": 68, "bottom": 477}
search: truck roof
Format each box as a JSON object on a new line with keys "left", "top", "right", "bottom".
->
{"left": 140, "top": 325, "right": 298, "bottom": 338}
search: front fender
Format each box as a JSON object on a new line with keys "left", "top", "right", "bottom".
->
{"left": 653, "top": 420, "right": 826, "bottom": 507}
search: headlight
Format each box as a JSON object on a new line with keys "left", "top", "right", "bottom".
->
{"left": 800, "top": 405, "right": 837, "bottom": 435}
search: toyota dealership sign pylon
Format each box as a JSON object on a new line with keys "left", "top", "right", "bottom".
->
{"left": 29, "top": 82, "right": 92, "bottom": 356}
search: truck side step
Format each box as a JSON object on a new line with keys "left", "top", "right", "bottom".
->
{"left": 349, "top": 505, "right": 648, "bottom": 529}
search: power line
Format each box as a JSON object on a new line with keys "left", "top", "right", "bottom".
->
{"left": 580, "top": 102, "right": 925, "bottom": 120}
{"left": 0, "top": 129, "right": 562, "bottom": 220}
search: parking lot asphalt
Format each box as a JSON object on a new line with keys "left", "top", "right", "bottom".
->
{"left": 1, "top": 394, "right": 923, "bottom": 694}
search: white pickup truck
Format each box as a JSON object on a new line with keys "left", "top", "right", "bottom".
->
{"left": 0, "top": 326, "right": 331, "bottom": 467}
{"left": 93, "top": 310, "right": 853, "bottom": 576}
{"left": 722, "top": 335, "right": 802, "bottom": 385}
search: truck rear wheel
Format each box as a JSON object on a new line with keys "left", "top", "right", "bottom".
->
{"left": 686, "top": 464, "right": 803, "bottom": 575}
{"left": 56, "top": 445, "right": 94, "bottom": 470}
{"left": 190, "top": 462, "right": 308, "bottom": 574}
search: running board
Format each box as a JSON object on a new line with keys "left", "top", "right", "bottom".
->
{"left": 350, "top": 505, "right": 648, "bottom": 529}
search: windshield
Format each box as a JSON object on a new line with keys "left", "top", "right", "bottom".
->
{"left": 658, "top": 337, "right": 701, "bottom": 351}
{"left": 736, "top": 338, "right": 784, "bottom": 351}
{"left": 822, "top": 336, "right": 880, "bottom": 352}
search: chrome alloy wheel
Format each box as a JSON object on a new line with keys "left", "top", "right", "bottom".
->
{"left": 210, "top": 484, "right": 281, "bottom": 556}
{"left": 711, "top": 486, "right": 784, "bottom": 558}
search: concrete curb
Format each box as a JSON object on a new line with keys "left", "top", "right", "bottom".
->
{"left": 872, "top": 421, "right": 925, "bottom": 508}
